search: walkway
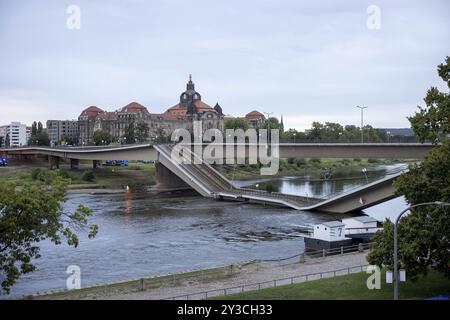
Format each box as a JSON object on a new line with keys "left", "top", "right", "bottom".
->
{"left": 90, "top": 252, "right": 369, "bottom": 300}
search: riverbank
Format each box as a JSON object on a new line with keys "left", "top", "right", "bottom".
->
{"left": 220, "top": 158, "right": 414, "bottom": 180}
{"left": 26, "top": 251, "right": 369, "bottom": 300}
{"left": 0, "top": 161, "right": 156, "bottom": 190}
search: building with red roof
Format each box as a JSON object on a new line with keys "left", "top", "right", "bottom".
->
{"left": 78, "top": 76, "right": 225, "bottom": 144}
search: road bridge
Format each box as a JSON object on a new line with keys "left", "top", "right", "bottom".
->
{"left": 1, "top": 143, "right": 426, "bottom": 213}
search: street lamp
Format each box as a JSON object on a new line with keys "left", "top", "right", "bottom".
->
{"left": 393, "top": 201, "right": 450, "bottom": 300}
{"left": 356, "top": 106, "right": 368, "bottom": 143}
{"left": 293, "top": 132, "right": 297, "bottom": 144}
{"left": 263, "top": 112, "right": 273, "bottom": 144}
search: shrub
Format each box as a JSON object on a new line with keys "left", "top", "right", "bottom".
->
{"left": 309, "top": 158, "right": 321, "bottom": 164}
{"left": 353, "top": 158, "right": 362, "bottom": 162}
{"left": 31, "top": 168, "right": 43, "bottom": 181}
{"left": 81, "top": 171, "right": 95, "bottom": 182}
{"left": 368, "top": 158, "right": 378, "bottom": 163}
{"left": 265, "top": 184, "right": 277, "bottom": 193}
{"left": 287, "top": 157, "right": 295, "bottom": 164}
{"left": 59, "top": 170, "right": 71, "bottom": 179}
{"left": 295, "top": 159, "right": 307, "bottom": 167}
{"left": 341, "top": 159, "right": 351, "bottom": 165}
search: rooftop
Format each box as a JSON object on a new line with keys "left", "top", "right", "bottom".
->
{"left": 346, "top": 216, "right": 378, "bottom": 223}
{"left": 321, "top": 221, "right": 345, "bottom": 228}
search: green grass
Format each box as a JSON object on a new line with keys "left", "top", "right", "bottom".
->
{"left": 0, "top": 162, "right": 156, "bottom": 188}
{"left": 222, "top": 158, "right": 415, "bottom": 180}
{"left": 213, "top": 269, "right": 450, "bottom": 300}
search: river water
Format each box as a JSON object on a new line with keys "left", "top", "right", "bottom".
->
{"left": 5, "top": 164, "right": 408, "bottom": 298}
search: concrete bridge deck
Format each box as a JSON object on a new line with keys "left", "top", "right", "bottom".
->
{"left": 1, "top": 143, "right": 421, "bottom": 213}
{"left": 1, "top": 142, "right": 433, "bottom": 161}
{"left": 155, "top": 144, "right": 406, "bottom": 213}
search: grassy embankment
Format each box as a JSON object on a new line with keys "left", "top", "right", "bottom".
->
{"left": 212, "top": 269, "right": 450, "bottom": 300}
{"left": 0, "top": 161, "right": 156, "bottom": 189}
{"left": 221, "top": 158, "right": 414, "bottom": 180}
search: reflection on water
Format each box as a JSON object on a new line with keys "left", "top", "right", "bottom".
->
{"left": 124, "top": 189, "right": 132, "bottom": 215}
{"left": 5, "top": 163, "right": 408, "bottom": 298}
{"left": 239, "top": 164, "right": 406, "bottom": 198}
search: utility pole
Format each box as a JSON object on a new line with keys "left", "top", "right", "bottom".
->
{"left": 356, "top": 106, "right": 368, "bottom": 143}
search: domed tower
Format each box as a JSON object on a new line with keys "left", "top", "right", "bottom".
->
{"left": 180, "top": 74, "right": 202, "bottom": 107}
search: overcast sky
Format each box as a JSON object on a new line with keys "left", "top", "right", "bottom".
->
{"left": 0, "top": 0, "right": 449, "bottom": 130}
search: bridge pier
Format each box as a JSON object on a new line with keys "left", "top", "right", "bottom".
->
{"left": 70, "top": 159, "right": 79, "bottom": 170}
{"left": 48, "top": 155, "right": 60, "bottom": 170}
{"left": 154, "top": 162, "right": 191, "bottom": 191}
{"left": 92, "top": 160, "right": 102, "bottom": 169}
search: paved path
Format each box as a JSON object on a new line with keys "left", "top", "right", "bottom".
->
{"left": 93, "top": 252, "right": 368, "bottom": 300}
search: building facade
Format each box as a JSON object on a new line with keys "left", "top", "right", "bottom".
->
{"left": 46, "top": 120, "right": 79, "bottom": 145}
{"left": 78, "top": 76, "right": 225, "bottom": 145}
{"left": 0, "top": 122, "right": 28, "bottom": 147}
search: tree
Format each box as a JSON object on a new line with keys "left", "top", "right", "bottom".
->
{"left": 0, "top": 170, "right": 98, "bottom": 293}
{"left": 124, "top": 121, "right": 136, "bottom": 144}
{"left": 266, "top": 117, "right": 280, "bottom": 130}
{"left": 153, "top": 127, "right": 168, "bottom": 143}
{"left": 31, "top": 122, "right": 37, "bottom": 136}
{"left": 135, "top": 122, "right": 149, "bottom": 143}
{"left": 93, "top": 130, "right": 112, "bottom": 146}
{"left": 281, "top": 128, "right": 306, "bottom": 143}
{"left": 308, "top": 122, "right": 324, "bottom": 142}
{"left": 61, "top": 135, "right": 78, "bottom": 146}
{"left": 225, "top": 118, "right": 249, "bottom": 131}
{"left": 367, "top": 57, "right": 450, "bottom": 281}
{"left": 409, "top": 56, "right": 450, "bottom": 143}
{"left": 29, "top": 131, "right": 50, "bottom": 146}
{"left": 37, "top": 121, "right": 43, "bottom": 134}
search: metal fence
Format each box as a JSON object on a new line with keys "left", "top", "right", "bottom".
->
{"left": 163, "top": 264, "right": 370, "bottom": 300}
{"left": 29, "top": 243, "right": 371, "bottom": 300}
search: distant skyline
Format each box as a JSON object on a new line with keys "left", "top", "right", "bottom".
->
{"left": 0, "top": 0, "right": 449, "bottom": 130}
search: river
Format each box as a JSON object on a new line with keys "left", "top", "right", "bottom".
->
{"left": 4, "top": 164, "right": 408, "bottom": 298}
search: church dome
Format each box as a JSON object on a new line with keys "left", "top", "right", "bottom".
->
{"left": 80, "top": 106, "right": 104, "bottom": 118}
{"left": 180, "top": 74, "right": 202, "bottom": 104}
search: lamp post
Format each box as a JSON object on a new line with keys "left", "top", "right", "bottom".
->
{"left": 356, "top": 106, "right": 368, "bottom": 143}
{"left": 293, "top": 132, "right": 297, "bottom": 144}
{"left": 263, "top": 111, "right": 273, "bottom": 144}
{"left": 393, "top": 201, "right": 450, "bottom": 300}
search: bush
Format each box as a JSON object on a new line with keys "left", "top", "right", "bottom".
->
{"left": 81, "top": 171, "right": 95, "bottom": 182}
{"left": 368, "top": 158, "right": 378, "bottom": 163}
{"left": 295, "top": 159, "right": 307, "bottom": 167}
{"left": 58, "top": 170, "right": 71, "bottom": 179}
{"left": 265, "top": 184, "right": 277, "bottom": 193}
{"left": 31, "top": 168, "right": 43, "bottom": 181}
{"left": 341, "top": 159, "right": 351, "bottom": 165}
{"left": 353, "top": 158, "right": 362, "bottom": 162}
{"left": 309, "top": 158, "right": 321, "bottom": 164}
{"left": 287, "top": 157, "right": 295, "bottom": 164}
